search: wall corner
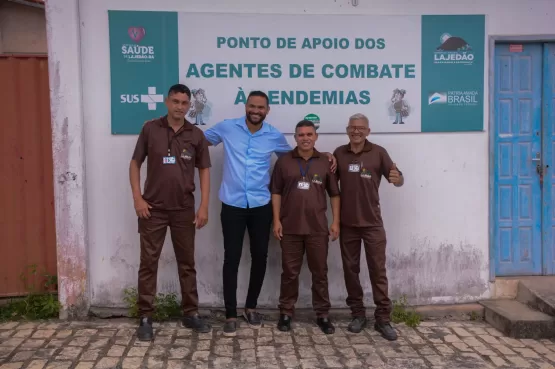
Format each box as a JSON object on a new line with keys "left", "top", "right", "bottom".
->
{"left": 45, "top": 0, "right": 90, "bottom": 319}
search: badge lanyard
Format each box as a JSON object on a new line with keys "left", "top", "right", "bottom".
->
{"left": 297, "top": 158, "right": 312, "bottom": 181}
{"left": 167, "top": 125, "right": 185, "bottom": 157}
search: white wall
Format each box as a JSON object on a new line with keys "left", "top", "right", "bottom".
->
{"left": 78, "top": 0, "right": 555, "bottom": 310}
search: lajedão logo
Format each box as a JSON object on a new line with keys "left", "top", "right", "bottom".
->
{"left": 311, "top": 174, "right": 323, "bottom": 185}
{"left": 121, "top": 26, "right": 155, "bottom": 62}
{"left": 181, "top": 149, "right": 193, "bottom": 161}
{"left": 434, "top": 33, "right": 474, "bottom": 65}
{"left": 120, "top": 86, "right": 164, "bottom": 111}
{"left": 428, "top": 92, "right": 447, "bottom": 105}
{"left": 128, "top": 27, "right": 146, "bottom": 43}
{"left": 360, "top": 168, "right": 372, "bottom": 179}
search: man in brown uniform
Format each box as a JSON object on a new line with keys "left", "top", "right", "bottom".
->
{"left": 270, "top": 119, "right": 340, "bottom": 334}
{"left": 333, "top": 113, "right": 403, "bottom": 341}
{"left": 129, "top": 84, "right": 212, "bottom": 341}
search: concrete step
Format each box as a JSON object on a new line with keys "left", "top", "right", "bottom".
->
{"left": 480, "top": 299, "right": 555, "bottom": 339}
{"left": 516, "top": 277, "right": 555, "bottom": 317}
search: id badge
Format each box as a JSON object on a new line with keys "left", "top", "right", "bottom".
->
{"left": 163, "top": 156, "right": 176, "bottom": 164}
{"left": 297, "top": 181, "right": 310, "bottom": 190}
{"left": 348, "top": 163, "right": 360, "bottom": 172}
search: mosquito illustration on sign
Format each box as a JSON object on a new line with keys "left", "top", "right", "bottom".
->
{"left": 389, "top": 88, "right": 410, "bottom": 125}
{"left": 188, "top": 88, "right": 210, "bottom": 125}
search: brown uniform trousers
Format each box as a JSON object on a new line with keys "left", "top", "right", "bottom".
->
{"left": 339, "top": 226, "right": 391, "bottom": 322}
{"left": 137, "top": 209, "right": 198, "bottom": 317}
{"left": 278, "top": 234, "right": 331, "bottom": 317}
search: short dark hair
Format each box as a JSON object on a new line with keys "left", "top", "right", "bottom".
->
{"left": 295, "top": 119, "right": 316, "bottom": 132}
{"left": 168, "top": 84, "right": 191, "bottom": 99}
{"left": 247, "top": 90, "right": 269, "bottom": 106}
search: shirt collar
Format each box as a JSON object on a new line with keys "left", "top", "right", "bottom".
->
{"left": 292, "top": 147, "right": 321, "bottom": 159}
{"left": 347, "top": 139, "right": 372, "bottom": 153}
{"left": 234, "top": 116, "right": 270, "bottom": 135}
{"left": 159, "top": 115, "right": 193, "bottom": 130}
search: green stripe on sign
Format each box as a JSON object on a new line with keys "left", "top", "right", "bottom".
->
{"left": 420, "top": 15, "right": 485, "bottom": 132}
{"left": 109, "top": 10, "right": 179, "bottom": 135}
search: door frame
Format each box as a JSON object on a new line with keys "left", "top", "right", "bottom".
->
{"left": 489, "top": 35, "right": 555, "bottom": 282}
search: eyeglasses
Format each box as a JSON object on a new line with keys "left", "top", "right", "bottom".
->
{"left": 347, "top": 126, "right": 367, "bottom": 132}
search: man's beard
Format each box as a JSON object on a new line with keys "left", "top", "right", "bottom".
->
{"left": 247, "top": 113, "right": 265, "bottom": 125}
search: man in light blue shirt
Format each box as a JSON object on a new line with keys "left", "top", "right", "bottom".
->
{"left": 204, "top": 91, "right": 335, "bottom": 336}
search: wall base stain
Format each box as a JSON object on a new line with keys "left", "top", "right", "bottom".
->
{"left": 57, "top": 238, "right": 88, "bottom": 319}
{"left": 387, "top": 236, "right": 488, "bottom": 305}
{"left": 54, "top": 115, "right": 86, "bottom": 318}
{"left": 90, "top": 234, "right": 489, "bottom": 311}
{"left": 54, "top": 115, "right": 89, "bottom": 318}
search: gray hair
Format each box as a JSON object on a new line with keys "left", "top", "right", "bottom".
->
{"left": 348, "top": 113, "right": 369, "bottom": 125}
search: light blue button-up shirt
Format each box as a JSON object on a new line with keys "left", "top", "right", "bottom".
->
{"left": 204, "top": 116, "right": 292, "bottom": 208}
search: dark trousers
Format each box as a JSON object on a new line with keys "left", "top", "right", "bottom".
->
{"left": 221, "top": 202, "right": 273, "bottom": 319}
{"left": 278, "top": 234, "right": 331, "bottom": 317}
{"left": 339, "top": 226, "right": 391, "bottom": 322}
{"left": 137, "top": 209, "right": 198, "bottom": 317}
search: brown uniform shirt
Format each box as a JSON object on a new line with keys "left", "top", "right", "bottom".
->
{"left": 270, "top": 147, "right": 340, "bottom": 235}
{"left": 333, "top": 140, "right": 397, "bottom": 228}
{"left": 132, "top": 115, "right": 211, "bottom": 211}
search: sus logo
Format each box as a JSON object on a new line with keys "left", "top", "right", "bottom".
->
{"left": 128, "top": 27, "right": 146, "bottom": 43}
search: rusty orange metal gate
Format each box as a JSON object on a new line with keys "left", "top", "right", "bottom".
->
{"left": 0, "top": 55, "right": 57, "bottom": 297}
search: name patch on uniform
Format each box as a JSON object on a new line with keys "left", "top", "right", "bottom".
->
{"left": 311, "top": 174, "right": 323, "bottom": 185}
{"left": 360, "top": 169, "right": 372, "bottom": 179}
{"left": 348, "top": 164, "right": 360, "bottom": 173}
{"left": 297, "top": 181, "right": 310, "bottom": 190}
{"left": 163, "top": 156, "right": 176, "bottom": 164}
{"left": 181, "top": 149, "right": 192, "bottom": 161}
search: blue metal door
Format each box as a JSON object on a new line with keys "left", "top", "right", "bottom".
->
{"left": 494, "top": 43, "right": 543, "bottom": 276}
{"left": 541, "top": 43, "right": 555, "bottom": 275}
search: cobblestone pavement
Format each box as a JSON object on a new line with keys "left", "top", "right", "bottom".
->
{"left": 1, "top": 317, "right": 555, "bottom": 368}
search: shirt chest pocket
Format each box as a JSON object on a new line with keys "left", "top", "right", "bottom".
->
{"left": 310, "top": 172, "right": 325, "bottom": 186}
{"left": 179, "top": 139, "right": 196, "bottom": 162}
{"left": 357, "top": 155, "right": 382, "bottom": 179}
{"left": 247, "top": 139, "right": 274, "bottom": 163}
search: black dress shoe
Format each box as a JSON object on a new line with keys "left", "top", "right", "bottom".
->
{"left": 375, "top": 321, "right": 398, "bottom": 341}
{"left": 223, "top": 320, "right": 237, "bottom": 337}
{"left": 137, "top": 317, "right": 153, "bottom": 341}
{"left": 316, "top": 317, "right": 335, "bottom": 334}
{"left": 347, "top": 316, "right": 367, "bottom": 333}
{"left": 182, "top": 314, "right": 211, "bottom": 333}
{"left": 277, "top": 314, "right": 292, "bottom": 332}
{"left": 243, "top": 311, "right": 262, "bottom": 328}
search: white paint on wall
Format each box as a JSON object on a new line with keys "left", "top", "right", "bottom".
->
{"left": 75, "top": 0, "right": 555, "bottom": 309}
